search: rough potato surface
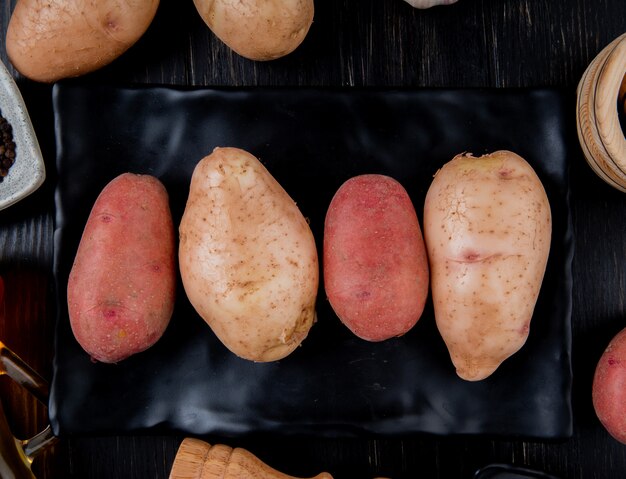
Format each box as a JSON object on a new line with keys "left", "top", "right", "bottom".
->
{"left": 193, "top": 0, "right": 314, "bottom": 60}
{"left": 593, "top": 328, "right": 626, "bottom": 444}
{"left": 179, "top": 147, "right": 319, "bottom": 362}
{"left": 67, "top": 173, "right": 176, "bottom": 363}
{"left": 324, "top": 174, "right": 429, "bottom": 341}
{"left": 424, "top": 151, "right": 551, "bottom": 381}
{"left": 6, "top": 0, "right": 159, "bottom": 82}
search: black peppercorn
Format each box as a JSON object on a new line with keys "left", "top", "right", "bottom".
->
{"left": 0, "top": 111, "right": 16, "bottom": 182}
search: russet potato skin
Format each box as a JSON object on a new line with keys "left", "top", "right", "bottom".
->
{"left": 178, "top": 147, "right": 319, "bottom": 362}
{"left": 324, "top": 174, "right": 429, "bottom": 341}
{"left": 592, "top": 328, "right": 626, "bottom": 444}
{"left": 6, "top": 0, "right": 159, "bottom": 83}
{"left": 67, "top": 173, "right": 176, "bottom": 363}
{"left": 424, "top": 151, "right": 551, "bottom": 381}
{"left": 192, "top": 0, "right": 314, "bottom": 61}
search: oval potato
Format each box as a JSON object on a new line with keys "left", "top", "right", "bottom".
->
{"left": 593, "top": 327, "right": 626, "bottom": 444}
{"left": 7, "top": 0, "right": 159, "bottom": 83}
{"left": 179, "top": 147, "right": 319, "bottom": 362}
{"left": 424, "top": 151, "right": 551, "bottom": 381}
{"left": 324, "top": 174, "right": 429, "bottom": 341}
{"left": 67, "top": 173, "right": 176, "bottom": 363}
{"left": 192, "top": 0, "right": 314, "bottom": 61}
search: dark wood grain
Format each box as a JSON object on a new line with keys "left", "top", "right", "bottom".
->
{"left": 1, "top": 0, "right": 625, "bottom": 478}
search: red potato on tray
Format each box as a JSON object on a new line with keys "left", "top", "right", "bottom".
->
{"left": 593, "top": 328, "right": 626, "bottom": 444}
{"left": 178, "top": 147, "right": 319, "bottom": 362}
{"left": 324, "top": 174, "right": 429, "bottom": 341}
{"left": 67, "top": 173, "right": 176, "bottom": 363}
{"left": 424, "top": 151, "right": 552, "bottom": 381}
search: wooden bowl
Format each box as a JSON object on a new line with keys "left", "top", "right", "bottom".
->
{"left": 576, "top": 32, "right": 626, "bottom": 192}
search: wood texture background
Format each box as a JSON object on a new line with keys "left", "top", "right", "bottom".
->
{"left": 1, "top": 0, "right": 625, "bottom": 477}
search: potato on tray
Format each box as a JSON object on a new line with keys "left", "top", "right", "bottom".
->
{"left": 593, "top": 327, "right": 626, "bottom": 444}
{"left": 323, "top": 174, "right": 429, "bottom": 341}
{"left": 424, "top": 151, "right": 552, "bottom": 381}
{"left": 178, "top": 147, "right": 319, "bottom": 362}
{"left": 67, "top": 173, "right": 176, "bottom": 363}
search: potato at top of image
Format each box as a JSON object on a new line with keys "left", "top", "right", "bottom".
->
{"left": 6, "top": 0, "right": 159, "bottom": 83}
{"left": 323, "top": 174, "right": 429, "bottom": 342}
{"left": 424, "top": 150, "right": 552, "bottom": 381}
{"left": 192, "top": 0, "right": 314, "bottom": 61}
{"left": 178, "top": 147, "right": 319, "bottom": 362}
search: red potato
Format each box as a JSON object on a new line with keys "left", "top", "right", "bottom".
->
{"left": 424, "top": 151, "right": 551, "bottom": 381}
{"left": 324, "top": 174, "right": 429, "bottom": 341}
{"left": 593, "top": 327, "right": 626, "bottom": 444}
{"left": 67, "top": 173, "right": 176, "bottom": 363}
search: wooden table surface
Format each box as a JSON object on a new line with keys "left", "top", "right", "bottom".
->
{"left": 1, "top": 0, "right": 625, "bottom": 478}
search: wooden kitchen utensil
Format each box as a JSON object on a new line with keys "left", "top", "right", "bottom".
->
{"left": 169, "top": 438, "right": 333, "bottom": 479}
{"left": 169, "top": 438, "right": 392, "bottom": 479}
{"left": 576, "top": 31, "right": 626, "bottom": 192}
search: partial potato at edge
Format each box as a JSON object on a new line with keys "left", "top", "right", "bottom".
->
{"left": 67, "top": 173, "right": 176, "bottom": 363}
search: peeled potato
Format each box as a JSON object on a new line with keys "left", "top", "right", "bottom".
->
{"left": 6, "top": 0, "right": 159, "bottom": 83}
{"left": 179, "top": 147, "right": 319, "bottom": 362}
{"left": 192, "top": 0, "right": 314, "bottom": 61}
{"left": 424, "top": 151, "right": 552, "bottom": 381}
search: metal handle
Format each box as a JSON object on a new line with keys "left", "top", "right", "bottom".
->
{"left": 0, "top": 341, "right": 57, "bottom": 479}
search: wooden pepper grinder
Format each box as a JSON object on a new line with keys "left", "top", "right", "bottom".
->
{"left": 169, "top": 438, "right": 333, "bottom": 479}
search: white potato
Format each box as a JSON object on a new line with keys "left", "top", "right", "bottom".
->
{"left": 424, "top": 151, "right": 552, "bottom": 381}
{"left": 7, "top": 0, "right": 159, "bottom": 83}
{"left": 192, "top": 0, "right": 314, "bottom": 61}
{"left": 179, "top": 147, "right": 319, "bottom": 362}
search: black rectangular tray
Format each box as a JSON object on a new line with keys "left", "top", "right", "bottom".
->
{"left": 50, "top": 83, "right": 573, "bottom": 439}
